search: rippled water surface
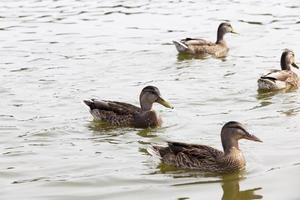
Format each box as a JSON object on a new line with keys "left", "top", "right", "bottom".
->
{"left": 1, "top": 0, "right": 300, "bottom": 199}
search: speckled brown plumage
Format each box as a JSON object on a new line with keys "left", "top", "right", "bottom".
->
{"left": 173, "top": 23, "right": 237, "bottom": 58}
{"left": 150, "top": 121, "right": 262, "bottom": 173}
{"left": 84, "top": 86, "right": 173, "bottom": 128}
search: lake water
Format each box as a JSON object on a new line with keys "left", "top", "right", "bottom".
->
{"left": 1, "top": 0, "right": 300, "bottom": 199}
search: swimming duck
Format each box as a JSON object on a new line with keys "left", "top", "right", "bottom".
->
{"left": 258, "top": 50, "right": 299, "bottom": 91}
{"left": 173, "top": 22, "right": 238, "bottom": 58}
{"left": 83, "top": 86, "right": 173, "bottom": 128}
{"left": 149, "top": 121, "right": 262, "bottom": 173}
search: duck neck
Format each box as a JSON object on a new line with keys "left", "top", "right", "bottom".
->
{"left": 140, "top": 102, "right": 153, "bottom": 111}
{"left": 140, "top": 97, "right": 153, "bottom": 111}
{"left": 222, "top": 135, "right": 239, "bottom": 155}
{"left": 281, "top": 54, "right": 291, "bottom": 70}
{"left": 216, "top": 29, "right": 226, "bottom": 45}
{"left": 223, "top": 146, "right": 245, "bottom": 170}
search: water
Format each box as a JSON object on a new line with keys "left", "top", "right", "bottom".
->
{"left": 1, "top": 0, "right": 300, "bottom": 199}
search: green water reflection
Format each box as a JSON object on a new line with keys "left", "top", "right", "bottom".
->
{"left": 157, "top": 164, "right": 262, "bottom": 200}
{"left": 256, "top": 88, "right": 298, "bottom": 100}
{"left": 176, "top": 52, "right": 227, "bottom": 61}
{"left": 221, "top": 173, "right": 262, "bottom": 200}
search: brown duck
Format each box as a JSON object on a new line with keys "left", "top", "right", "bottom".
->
{"left": 149, "top": 121, "right": 262, "bottom": 173}
{"left": 173, "top": 22, "right": 238, "bottom": 58}
{"left": 83, "top": 86, "right": 173, "bottom": 128}
{"left": 258, "top": 49, "right": 299, "bottom": 91}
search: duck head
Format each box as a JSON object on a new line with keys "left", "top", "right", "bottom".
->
{"left": 281, "top": 49, "right": 299, "bottom": 70}
{"left": 221, "top": 121, "right": 262, "bottom": 154}
{"left": 217, "top": 23, "right": 238, "bottom": 43}
{"left": 139, "top": 86, "right": 173, "bottom": 111}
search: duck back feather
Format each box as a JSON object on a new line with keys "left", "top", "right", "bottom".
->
{"left": 258, "top": 70, "right": 298, "bottom": 90}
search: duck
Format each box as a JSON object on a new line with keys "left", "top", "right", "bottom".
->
{"left": 173, "top": 22, "right": 238, "bottom": 58}
{"left": 148, "top": 121, "right": 262, "bottom": 173}
{"left": 258, "top": 49, "right": 299, "bottom": 91}
{"left": 83, "top": 86, "right": 173, "bottom": 128}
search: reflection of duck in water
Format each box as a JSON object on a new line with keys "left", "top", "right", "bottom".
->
{"left": 173, "top": 23, "right": 238, "bottom": 58}
{"left": 221, "top": 173, "right": 262, "bottom": 200}
{"left": 84, "top": 86, "right": 173, "bottom": 128}
{"left": 258, "top": 50, "right": 299, "bottom": 91}
{"left": 149, "top": 121, "right": 262, "bottom": 173}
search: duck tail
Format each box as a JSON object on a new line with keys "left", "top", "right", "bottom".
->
{"left": 147, "top": 145, "right": 162, "bottom": 159}
{"left": 173, "top": 40, "right": 188, "bottom": 52}
{"left": 258, "top": 77, "right": 285, "bottom": 90}
{"left": 83, "top": 99, "right": 95, "bottom": 109}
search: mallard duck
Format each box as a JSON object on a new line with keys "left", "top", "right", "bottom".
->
{"left": 149, "top": 121, "right": 262, "bottom": 173}
{"left": 83, "top": 86, "right": 173, "bottom": 128}
{"left": 258, "top": 49, "right": 299, "bottom": 91}
{"left": 173, "top": 22, "right": 238, "bottom": 57}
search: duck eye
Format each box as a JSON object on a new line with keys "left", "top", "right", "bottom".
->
{"left": 229, "top": 125, "right": 247, "bottom": 133}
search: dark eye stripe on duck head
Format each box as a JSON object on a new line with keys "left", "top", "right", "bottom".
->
{"left": 139, "top": 86, "right": 173, "bottom": 111}
{"left": 219, "top": 22, "right": 231, "bottom": 28}
{"left": 281, "top": 49, "right": 298, "bottom": 70}
{"left": 139, "top": 86, "right": 159, "bottom": 111}
{"left": 141, "top": 86, "right": 161, "bottom": 96}
{"left": 217, "top": 23, "right": 237, "bottom": 43}
{"left": 221, "top": 121, "right": 262, "bottom": 153}
{"left": 224, "top": 121, "right": 248, "bottom": 134}
{"left": 225, "top": 121, "right": 262, "bottom": 141}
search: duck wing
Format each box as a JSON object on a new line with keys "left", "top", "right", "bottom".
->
{"left": 83, "top": 99, "right": 142, "bottom": 115}
{"left": 261, "top": 70, "right": 299, "bottom": 86}
{"left": 173, "top": 38, "right": 216, "bottom": 54}
{"left": 181, "top": 38, "right": 225, "bottom": 56}
{"left": 153, "top": 141, "right": 224, "bottom": 170}
{"left": 83, "top": 99, "right": 143, "bottom": 126}
{"left": 181, "top": 38, "right": 215, "bottom": 46}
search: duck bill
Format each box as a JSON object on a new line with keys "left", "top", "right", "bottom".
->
{"left": 156, "top": 97, "right": 174, "bottom": 109}
{"left": 244, "top": 133, "right": 263, "bottom": 142}
{"left": 231, "top": 30, "right": 239, "bottom": 35}
{"left": 292, "top": 62, "right": 299, "bottom": 69}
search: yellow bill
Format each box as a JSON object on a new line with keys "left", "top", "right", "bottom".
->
{"left": 157, "top": 97, "right": 174, "bottom": 109}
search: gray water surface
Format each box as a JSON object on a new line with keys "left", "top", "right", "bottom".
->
{"left": 1, "top": 0, "right": 300, "bottom": 199}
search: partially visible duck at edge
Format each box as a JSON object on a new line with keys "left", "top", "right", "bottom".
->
{"left": 173, "top": 22, "right": 238, "bottom": 58}
{"left": 83, "top": 86, "right": 173, "bottom": 128}
{"left": 149, "top": 121, "right": 262, "bottom": 173}
{"left": 258, "top": 49, "right": 299, "bottom": 91}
